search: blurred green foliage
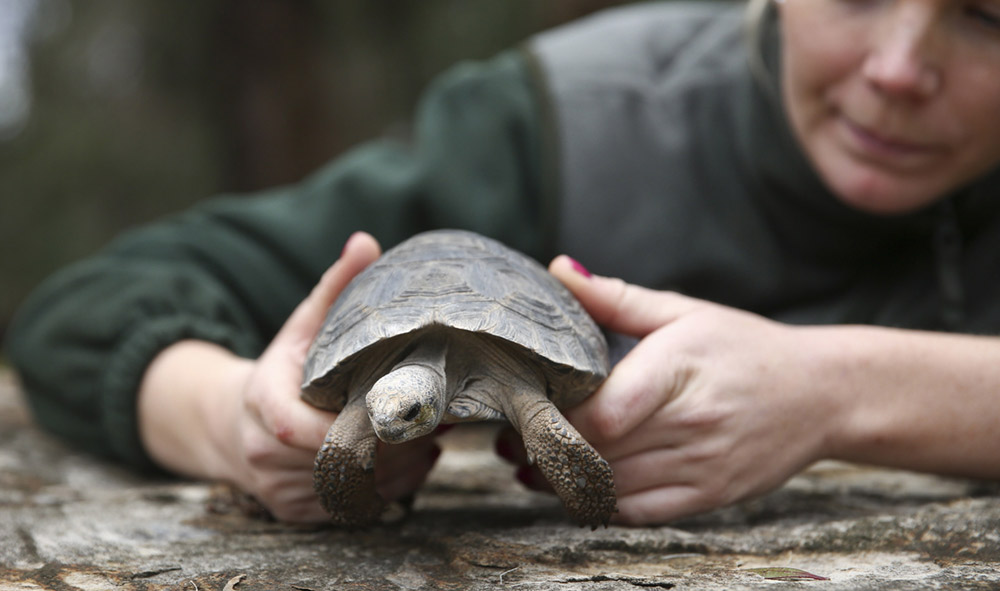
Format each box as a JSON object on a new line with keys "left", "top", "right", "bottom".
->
{"left": 0, "top": 0, "right": 636, "bottom": 339}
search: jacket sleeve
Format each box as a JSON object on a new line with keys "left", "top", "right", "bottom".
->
{"left": 3, "top": 48, "right": 552, "bottom": 472}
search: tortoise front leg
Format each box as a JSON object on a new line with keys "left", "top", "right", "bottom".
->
{"left": 314, "top": 394, "right": 384, "bottom": 526}
{"left": 506, "top": 389, "right": 618, "bottom": 529}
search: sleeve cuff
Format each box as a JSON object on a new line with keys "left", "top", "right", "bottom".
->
{"left": 99, "top": 317, "right": 261, "bottom": 473}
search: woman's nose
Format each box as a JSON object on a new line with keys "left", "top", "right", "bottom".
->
{"left": 862, "top": 3, "right": 942, "bottom": 99}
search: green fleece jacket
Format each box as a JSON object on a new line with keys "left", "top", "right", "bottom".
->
{"left": 7, "top": 2, "right": 1000, "bottom": 472}
{"left": 5, "top": 48, "right": 549, "bottom": 471}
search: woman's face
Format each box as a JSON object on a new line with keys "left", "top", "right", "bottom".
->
{"left": 778, "top": 0, "right": 1000, "bottom": 214}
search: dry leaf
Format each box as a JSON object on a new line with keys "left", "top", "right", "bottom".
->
{"left": 223, "top": 574, "right": 246, "bottom": 591}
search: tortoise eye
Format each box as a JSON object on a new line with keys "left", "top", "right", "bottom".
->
{"left": 402, "top": 402, "right": 422, "bottom": 422}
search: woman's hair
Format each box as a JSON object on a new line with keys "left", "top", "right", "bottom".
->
{"left": 744, "top": 0, "right": 778, "bottom": 94}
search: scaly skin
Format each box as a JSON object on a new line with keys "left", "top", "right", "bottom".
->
{"left": 516, "top": 398, "right": 617, "bottom": 528}
{"left": 313, "top": 394, "right": 385, "bottom": 527}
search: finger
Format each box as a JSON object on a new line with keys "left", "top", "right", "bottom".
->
{"left": 270, "top": 498, "right": 328, "bottom": 524}
{"left": 277, "top": 399, "right": 339, "bottom": 451}
{"left": 251, "top": 471, "right": 328, "bottom": 523}
{"left": 250, "top": 395, "right": 338, "bottom": 454}
{"left": 241, "top": 413, "right": 330, "bottom": 469}
{"left": 248, "top": 443, "right": 319, "bottom": 471}
{"left": 549, "top": 255, "right": 706, "bottom": 338}
{"left": 247, "top": 368, "right": 340, "bottom": 452}
{"left": 613, "top": 485, "right": 709, "bottom": 526}
{"left": 566, "top": 328, "right": 691, "bottom": 445}
{"left": 608, "top": 447, "right": 702, "bottom": 497}
{"left": 276, "top": 231, "right": 382, "bottom": 350}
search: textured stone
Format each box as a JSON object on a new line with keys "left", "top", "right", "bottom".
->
{"left": 1, "top": 369, "right": 999, "bottom": 590}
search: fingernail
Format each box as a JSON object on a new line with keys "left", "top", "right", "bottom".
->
{"left": 340, "top": 232, "right": 359, "bottom": 258}
{"left": 567, "top": 256, "right": 592, "bottom": 278}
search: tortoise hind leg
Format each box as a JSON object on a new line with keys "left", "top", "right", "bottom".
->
{"left": 314, "top": 394, "right": 385, "bottom": 526}
{"left": 506, "top": 390, "right": 618, "bottom": 528}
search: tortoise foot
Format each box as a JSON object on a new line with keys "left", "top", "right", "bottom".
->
{"left": 313, "top": 435, "right": 385, "bottom": 527}
{"left": 525, "top": 407, "right": 618, "bottom": 528}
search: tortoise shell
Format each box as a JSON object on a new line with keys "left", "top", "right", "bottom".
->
{"left": 301, "top": 229, "right": 609, "bottom": 413}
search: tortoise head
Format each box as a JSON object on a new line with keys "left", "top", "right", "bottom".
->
{"left": 365, "top": 364, "right": 446, "bottom": 443}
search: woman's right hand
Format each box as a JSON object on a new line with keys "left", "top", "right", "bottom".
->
{"left": 139, "top": 232, "right": 442, "bottom": 522}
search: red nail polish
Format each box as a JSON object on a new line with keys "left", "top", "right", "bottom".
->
{"left": 568, "top": 256, "right": 592, "bottom": 278}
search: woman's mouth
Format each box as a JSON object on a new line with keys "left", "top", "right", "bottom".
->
{"left": 837, "top": 114, "right": 945, "bottom": 169}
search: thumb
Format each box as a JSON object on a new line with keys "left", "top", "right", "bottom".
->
{"left": 276, "top": 231, "right": 381, "bottom": 350}
{"left": 549, "top": 255, "right": 705, "bottom": 338}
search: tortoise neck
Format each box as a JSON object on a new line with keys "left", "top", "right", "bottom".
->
{"left": 457, "top": 337, "right": 548, "bottom": 430}
{"left": 365, "top": 333, "right": 449, "bottom": 443}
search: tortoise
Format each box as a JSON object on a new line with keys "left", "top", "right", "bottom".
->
{"left": 301, "top": 229, "right": 616, "bottom": 528}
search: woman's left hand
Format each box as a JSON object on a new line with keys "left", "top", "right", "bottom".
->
{"left": 499, "top": 256, "right": 844, "bottom": 525}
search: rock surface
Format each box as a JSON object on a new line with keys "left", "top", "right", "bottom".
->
{"left": 1, "top": 369, "right": 999, "bottom": 590}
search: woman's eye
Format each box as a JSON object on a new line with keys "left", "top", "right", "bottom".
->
{"left": 965, "top": 4, "right": 1000, "bottom": 30}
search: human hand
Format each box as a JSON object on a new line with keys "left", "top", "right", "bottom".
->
{"left": 140, "top": 232, "right": 442, "bottom": 523}
{"left": 498, "top": 257, "right": 841, "bottom": 525}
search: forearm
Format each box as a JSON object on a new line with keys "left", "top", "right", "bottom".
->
{"left": 810, "top": 325, "right": 1000, "bottom": 479}
{"left": 138, "top": 340, "right": 253, "bottom": 481}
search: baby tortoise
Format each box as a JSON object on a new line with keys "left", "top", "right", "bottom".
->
{"left": 302, "top": 229, "right": 616, "bottom": 528}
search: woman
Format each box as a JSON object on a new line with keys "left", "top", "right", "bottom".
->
{"left": 7, "top": 0, "right": 1000, "bottom": 525}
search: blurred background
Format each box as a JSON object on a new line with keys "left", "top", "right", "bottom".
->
{"left": 0, "top": 0, "right": 637, "bottom": 343}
